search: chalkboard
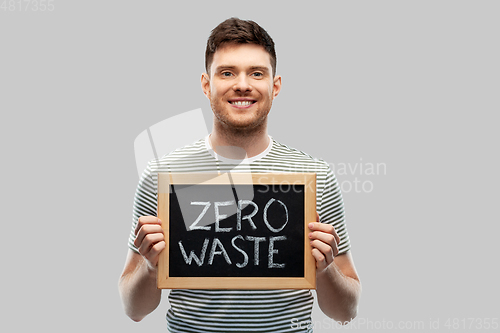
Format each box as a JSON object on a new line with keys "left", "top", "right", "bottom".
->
{"left": 157, "top": 173, "right": 316, "bottom": 289}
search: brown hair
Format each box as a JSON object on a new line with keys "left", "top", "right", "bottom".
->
{"left": 205, "top": 17, "right": 277, "bottom": 77}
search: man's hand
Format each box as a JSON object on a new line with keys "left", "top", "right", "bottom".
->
{"left": 133, "top": 216, "right": 166, "bottom": 270}
{"left": 308, "top": 212, "right": 341, "bottom": 271}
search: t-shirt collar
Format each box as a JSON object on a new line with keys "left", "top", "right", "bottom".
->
{"left": 205, "top": 135, "right": 273, "bottom": 164}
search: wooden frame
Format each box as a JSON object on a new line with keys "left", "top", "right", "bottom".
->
{"left": 157, "top": 172, "right": 316, "bottom": 289}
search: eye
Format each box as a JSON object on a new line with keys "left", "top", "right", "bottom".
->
{"left": 221, "top": 71, "right": 233, "bottom": 77}
{"left": 252, "top": 72, "right": 263, "bottom": 77}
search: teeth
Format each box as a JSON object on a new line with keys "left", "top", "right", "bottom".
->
{"left": 231, "top": 101, "right": 253, "bottom": 106}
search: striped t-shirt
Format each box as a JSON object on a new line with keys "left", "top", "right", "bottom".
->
{"left": 129, "top": 136, "right": 350, "bottom": 332}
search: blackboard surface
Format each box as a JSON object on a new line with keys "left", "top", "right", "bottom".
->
{"left": 169, "top": 184, "right": 304, "bottom": 278}
{"left": 157, "top": 173, "right": 317, "bottom": 289}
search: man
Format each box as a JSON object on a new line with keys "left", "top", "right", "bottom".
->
{"left": 119, "top": 17, "right": 361, "bottom": 332}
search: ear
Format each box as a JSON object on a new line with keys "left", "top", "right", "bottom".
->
{"left": 201, "top": 73, "right": 211, "bottom": 100}
{"left": 272, "top": 75, "right": 282, "bottom": 99}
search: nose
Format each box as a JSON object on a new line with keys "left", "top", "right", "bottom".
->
{"left": 233, "top": 74, "right": 252, "bottom": 93}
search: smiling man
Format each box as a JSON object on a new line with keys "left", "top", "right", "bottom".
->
{"left": 202, "top": 41, "right": 281, "bottom": 158}
{"left": 204, "top": 42, "right": 278, "bottom": 133}
{"left": 119, "top": 17, "right": 361, "bottom": 332}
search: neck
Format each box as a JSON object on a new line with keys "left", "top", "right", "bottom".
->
{"left": 210, "top": 124, "right": 270, "bottom": 159}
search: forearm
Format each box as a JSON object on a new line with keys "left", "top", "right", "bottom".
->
{"left": 316, "top": 261, "right": 361, "bottom": 323}
{"left": 119, "top": 258, "right": 162, "bottom": 322}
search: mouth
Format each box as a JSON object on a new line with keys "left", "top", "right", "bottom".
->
{"left": 228, "top": 99, "right": 257, "bottom": 108}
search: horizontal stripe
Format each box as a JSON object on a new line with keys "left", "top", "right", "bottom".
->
{"left": 129, "top": 137, "right": 350, "bottom": 332}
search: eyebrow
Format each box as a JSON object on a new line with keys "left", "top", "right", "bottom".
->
{"left": 215, "top": 65, "right": 270, "bottom": 73}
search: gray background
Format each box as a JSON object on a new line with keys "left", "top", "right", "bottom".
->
{"left": 1, "top": 1, "right": 498, "bottom": 332}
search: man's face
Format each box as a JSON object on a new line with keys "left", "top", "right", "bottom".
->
{"left": 202, "top": 43, "right": 281, "bottom": 134}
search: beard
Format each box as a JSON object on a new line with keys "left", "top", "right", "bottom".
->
{"left": 210, "top": 98, "right": 272, "bottom": 136}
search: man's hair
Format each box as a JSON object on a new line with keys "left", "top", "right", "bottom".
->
{"left": 205, "top": 17, "right": 277, "bottom": 77}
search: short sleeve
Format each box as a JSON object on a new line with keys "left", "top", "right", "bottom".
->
{"left": 128, "top": 162, "right": 158, "bottom": 253}
{"left": 318, "top": 163, "right": 351, "bottom": 255}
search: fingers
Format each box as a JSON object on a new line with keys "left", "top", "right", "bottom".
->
{"left": 309, "top": 222, "right": 340, "bottom": 246}
{"left": 134, "top": 223, "right": 163, "bottom": 249}
{"left": 311, "top": 248, "right": 329, "bottom": 271}
{"left": 134, "top": 216, "right": 165, "bottom": 266}
{"left": 137, "top": 231, "right": 164, "bottom": 254}
{"left": 309, "top": 228, "right": 339, "bottom": 257}
{"left": 143, "top": 240, "right": 166, "bottom": 267}
{"left": 134, "top": 216, "right": 161, "bottom": 236}
{"left": 308, "top": 215, "right": 340, "bottom": 270}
